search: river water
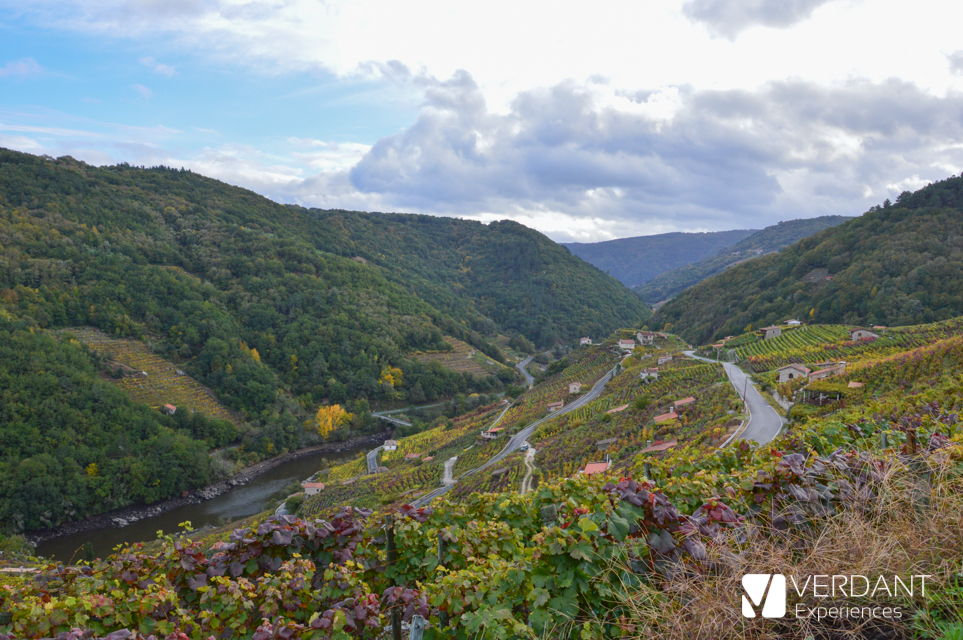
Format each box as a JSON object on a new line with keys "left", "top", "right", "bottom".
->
{"left": 36, "top": 444, "right": 370, "bottom": 562}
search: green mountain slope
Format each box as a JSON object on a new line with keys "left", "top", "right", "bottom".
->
{"left": 0, "top": 148, "right": 648, "bottom": 530}
{"left": 635, "top": 215, "right": 853, "bottom": 303}
{"left": 297, "top": 208, "right": 652, "bottom": 346}
{"left": 562, "top": 229, "right": 755, "bottom": 288}
{"left": 653, "top": 176, "right": 963, "bottom": 345}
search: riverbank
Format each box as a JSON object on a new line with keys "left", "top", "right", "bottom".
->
{"left": 27, "top": 431, "right": 388, "bottom": 546}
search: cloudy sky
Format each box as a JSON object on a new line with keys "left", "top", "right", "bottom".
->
{"left": 3, "top": 0, "right": 963, "bottom": 241}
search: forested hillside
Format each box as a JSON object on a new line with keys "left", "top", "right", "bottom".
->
{"left": 654, "top": 176, "right": 963, "bottom": 344}
{"left": 635, "top": 215, "right": 852, "bottom": 303}
{"left": 299, "top": 208, "right": 651, "bottom": 345}
{"left": 563, "top": 229, "right": 755, "bottom": 287}
{"left": 0, "top": 148, "right": 647, "bottom": 531}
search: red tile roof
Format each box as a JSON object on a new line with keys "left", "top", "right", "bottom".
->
{"left": 640, "top": 440, "right": 678, "bottom": 453}
{"left": 583, "top": 462, "right": 610, "bottom": 475}
{"left": 653, "top": 411, "right": 679, "bottom": 424}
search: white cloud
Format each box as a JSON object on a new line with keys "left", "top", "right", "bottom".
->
{"left": 0, "top": 58, "right": 43, "bottom": 79}
{"left": 139, "top": 56, "right": 177, "bottom": 76}
{"left": 130, "top": 83, "right": 153, "bottom": 102}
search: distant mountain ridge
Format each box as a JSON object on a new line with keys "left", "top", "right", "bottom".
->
{"left": 635, "top": 216, "right": 853, "bottom": 303}
{"left": 653, "top": 176, "right": 963, "bottom": 345}
{"left": 563, "top": 229, "right": 756, "bottom": 288}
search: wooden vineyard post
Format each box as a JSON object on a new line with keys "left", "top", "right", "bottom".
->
{"left": 409, "top": 614, "right": 426, "bottom": 640}
{"left": 880, "top": 431, "right": 888, "bottom": 449}
{"left": 437, "top": 534, "right": 450, "bottom": 630}
{"left": 643, "top": 462, "right": 652, "bottom": 481}
{"left": 385, "top": 515, "right": 402, "bottom": 640}
{"left": 906, "top": 428, "right": 917, "bottom": 455}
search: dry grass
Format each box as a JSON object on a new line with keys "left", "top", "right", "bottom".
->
{"left": 615, "top": 454, "right": 963, "bottom": 640}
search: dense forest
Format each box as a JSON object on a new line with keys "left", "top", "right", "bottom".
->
{"left": 0, "top": 148, "right": 648, "bottom": 531}
{"left": 0, "top": 318, "right": 239, "bottom": 531}
{"left": 563, "top": 228, "right": 755, "bottom": 288}
{"left": 653, "top": 177, "right": 963, "bottom": 344}
{"left": 635, "top": 216, "right": 852, "bottom": 303}
{"left": 299, "top": 209, "right": 651, "bottom": 345}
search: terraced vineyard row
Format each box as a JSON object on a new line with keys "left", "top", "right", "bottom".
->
{"left": 413, "top": 336, "right": 512, "bottom": 377}
{"left": 64, "top": 327, "right": 239, "bottom": 425}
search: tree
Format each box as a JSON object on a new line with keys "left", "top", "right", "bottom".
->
{"left": 311, "top": 404, "right": 352, "bottom": 439}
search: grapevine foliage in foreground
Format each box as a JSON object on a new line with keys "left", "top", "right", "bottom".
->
{"left": 5, "top": 414, "right": 960, "bottom": 639}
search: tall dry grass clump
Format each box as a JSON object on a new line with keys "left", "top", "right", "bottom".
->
{"left": 615, "top": 451, "right": 963, "bottom": 640}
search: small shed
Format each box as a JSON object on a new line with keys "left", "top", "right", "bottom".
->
{"left": 785, "top": 319, "right": 802, "bottom": 326}
{"left": 580, "top": 337, "right": 592, "bottom": 345}
{"left": 302, "top": 482, "right": 325, "bottom": 496}
{"left": 596, "top": 437, "right": 618, "bottom": 451}
{"left": 640, "top": 367, "right": 659, "bottom": 382}
{"left": 657, "top": 355, "right": 674, "bottom": 366}
{"left": 653, "top": 411, "right": 679, "bottom": 424}
{"left": 671, "top": 397, "right": 696, "bottom": 412}
{"left": 384, "top": 439, "right": 399, "bottom": 451}
{"left": 405, "top": 452, "right": 422, "bottom": 461}
{"left": 163, "top": 404, "right": 177, "bottom": 416}
{"left": 849, "top": 328, "right": 879, "bottom": 341}
{"left": 582, "top": 462, "right": 610, "bottom": 476}
{"left": 760, "top": 326, "right": 782, "bottom": 340}
{"left": 568, "top": 382, "right": 583, "bottom": 394}
{"left": 775, "top": 363, "right": 811, "bottom": 383}
{"left": 482, "top": 427, "right": 504, "bottom": 440}
{"left": 547, "top": 401, "right": 564, "bottom": 412}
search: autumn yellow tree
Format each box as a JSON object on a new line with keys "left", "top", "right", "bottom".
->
{"left": 378, "top": 366, "right": 404, "bottom": 388}
{"left": 312, "top": 404, "right": 352, "bottom": 439}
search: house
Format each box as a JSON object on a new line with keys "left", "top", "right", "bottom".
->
{"left": 568, "top": 382, "right": 583, "bottom": 394}
{"left": 481, "top": 427, "right": 504, "bottom": 440}
{"left": 653, "top": 411, "right": 679, "bottom": 424}
{"left": 618, "top": 339, "right": 636, "bottom": 351}
{"left": 671, "top": 397, "right": 696, "bottom": 412}
{"left": 640, "top": 440, "right": 678, "bottom": 453}
{"left": 582, "top": 461, "right": 610, "bottom": 476}
{"left": 639, "top": 367, "right": 659, "bottom": 382}
{"left": 760, "top": 326, "right": 782, "bottom": 340}
{"left": 596, "top": 437, "right": 618, "bottom": 451}
{"left": 636, "top": 331, "right": 655, "bottom": 345}
{"left": 775, "top": 363, "right": 811, "bottom": 383}
{"left": 163, "top": 404, "right": 177, "bottom": 416}
{"left": 785, "top": 319, "right": 802, "bottom": 326}
{"left": 808, "top": 364, "right": 846, "bottom": 381}
{"left": 383, "top": 439, "right": 399, "bottom": 451}
{"left": 657, "top": 355, "right": 674, "bottom": 366}
{"left": 606, "top": 404, "right": 629, "bottom": 414}
{"left": 849, "top": 328, "right": 879, "bottom": 341}
{"left": 405, "top": 452, "right": 422, "bottom": 461}
{"left": 302, "top": 482, "right": 325, "bottom": 496}
{"left": 547, "top": 401, "right": 564, "bottom": 412}
{"left": 580, "top": 337, "right": 592, "bottom": 346}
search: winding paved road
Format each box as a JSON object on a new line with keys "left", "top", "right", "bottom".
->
{"left": 517, "top": 356, "right": 535, "bottom": 386}
{"left": 365, "top": 446, "right": 383, "bottom": 473}
{"left": 412, "top": 364, "right": 617, "bottom": 507}
{"left": 684, "top": 351, "right": 783, "bottom": 445}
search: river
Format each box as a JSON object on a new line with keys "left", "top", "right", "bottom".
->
{"left": 35, "top": 443, "right": 370, "bottom": 562}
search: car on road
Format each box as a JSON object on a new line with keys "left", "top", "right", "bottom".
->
{"left": 519, "top": 443, "right": 529, "bottom": 451}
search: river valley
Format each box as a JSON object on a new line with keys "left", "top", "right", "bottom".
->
{"left": 35, "top": 442, "right": 371, "bottom": 562}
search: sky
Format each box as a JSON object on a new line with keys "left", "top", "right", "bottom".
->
{"left": 3, "top": 0, "right": 963, "bottom": 242}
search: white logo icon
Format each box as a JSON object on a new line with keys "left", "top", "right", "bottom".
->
{"left": 742, "top": 574, "right": 786, "bottom": 618}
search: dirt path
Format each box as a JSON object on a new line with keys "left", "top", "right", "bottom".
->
{"left": 519, "top": 445, "right": 536, "bottom": 494}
